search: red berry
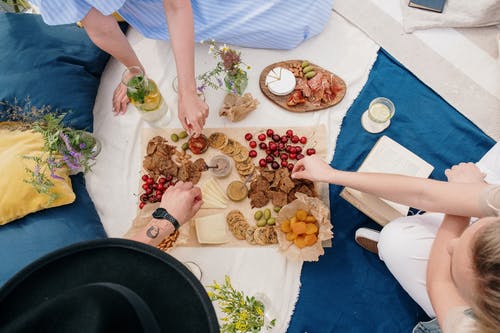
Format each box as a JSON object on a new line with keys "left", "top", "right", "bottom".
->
{"left": 249, "top": 150, "right": 258, "bottom": 158}
{"left": 244, "top": 133, "right": 253, "bottom": 141}
{"left": 249, "top": 140, "right": 257, "bottom": 148}
{"left": 273, "top": 150, "right": 280, "bottom": 157}
{"left": 139, "top": 202, "right": 146, "bottom": 209}
{"left": 140, "top": 194, "right": 149, "bottom": 202}
{"left": 258, "top": 133, "right": 266, "bottom": 141}
{"left": 300, "top": 136, "right": 307, "bottom": 144}
{"left": 285, "top": 145, "right": 292, "bottom": 153}
{"left": 141, "top": 175, "right": 149, "bottom": 181}
{"left": 289, "top": 147, "right": 297, "bottom": 154}
{"left": 287, "top": 163, "right": 294, "bottom": 171}
{"left": 280, "top": 153, "right": 288, "bottom": 160}
{"left": 306, "top": 148, "right": 316, "bottom": 155}
{"left": 152, "top": 184, "right": 158, "bottom": 189}
{"left": 289, "top": 153, "right": 297, "bottom": 160}
{"left": 259, "top": 142, "right": 267, "bottom": 150}
{"left": 286, "top": 129, "right": 294, "bottom": 137}
{"left": 259, "top": 159, "right": 267, "bottom": 167}
{"left": 149, "top": 196, "right": 157, "bottom": 203}
{"left": 266, "top": 129, "right": 274, "bottom": 137}
{"left": 272, "top": 134, "right": 280, "bottom": 142}
{"left": 291, "top": 135, "right": 300, "bottom": 144}
{"left": 158, "top": 177, "right": 167, "bottom": 184}
{"left": 280, "top": 136, "right": 288, "bottom": 143}
{"left": 165, "top": 174, "right": 173, "bottom": 182}
{"left": 146, "top": 188, "right": 153, "bottom": 195}
{"left": 146, "top": 178, "right": 154, "bottom": 185}
{"left": 265, "top": 148, "right": 272, "bottom": 155}
{"left": 281, "top": 160, "right": 288, "bottom": 168}
{"left": 155, "top": 193, "right": 163, "bottom": 200}
{"left": 271, "top": 161, "right": 280, "bottom": 170}
{"left": 269, "top": 142, "right": 278, "bottom": 151}
{"left": 297, "top": 153, "right": 305, "bottom": 160}
{"left": 265, "top": 155, "right": 274, "bottom": 163}
{"left": 278, "top": 142, "right": 285, "bottom": 151}
{"left": 294, "top": 146, "right": 303, "bottom": 154}
{"left": 157, "top": 183, "right": 165, "bottom": 191}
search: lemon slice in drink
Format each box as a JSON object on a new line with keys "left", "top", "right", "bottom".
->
{"left": 142, "top": 92, "right": 162, "bottom": 111}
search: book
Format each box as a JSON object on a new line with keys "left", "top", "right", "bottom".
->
{"left": 340, "top": 136, "right": 434, "bottom": 226}
{"left": 408, "top": 0, "right": 446, "bottom": 13}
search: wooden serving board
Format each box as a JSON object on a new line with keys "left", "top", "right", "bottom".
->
{"left": 259, "top": 60, "right": 346, "bottom": 112}
{"left": 127, "top": 126, "right": 330, "bottom": 248}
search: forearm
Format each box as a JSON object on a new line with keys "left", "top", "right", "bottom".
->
{"left": 129, "top": 218, "right": 175, "bottom": 246}
{"left": 82, "top": 8, "right": 142, "bottom": 69}
{"left": 426, "top": 214, "right": 469, "bottom": 325}
{"left": 330, "top": 170, "right": 488, "bottom": 217}
{"left": 163, "top": 0, "right": 196, "bottom": 94}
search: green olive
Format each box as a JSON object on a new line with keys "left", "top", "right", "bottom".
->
{"left": 273, "top": 206, "right": 281, "bottom": 213}
{"left": 264, "top": 208, "right": 271, "bottom": 221}
{"left": 266, "top": 217, "right": 276, "bottom": 226}
{"left": 256, "top": 219, "right": 267, "bottom": 227}
{"left": 254, "top": 210, "right": 263, "bottom": 221}
{"left": 304, "top": 71, "right": 317, "bottom": 79}
{"left": 181, "top": 142, "right": 189, "bottom": 151}
{"left": 302, "top": 65, "right": 315, "bottom": 74}
{"left": 170, "top": 133, "right": 179, "bottom": 142}
{"left": 179, "top": 130, "right": 188, "bottom": 139}
{"left": 301, "top": 61, "right": 310, "bottom": 68}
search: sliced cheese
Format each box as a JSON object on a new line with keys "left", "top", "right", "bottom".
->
{"left": 203, "top": 178, "right": 228, "bottom": 201}
{"left": 195, "top": 213, "right": 228, "bottom": 244}
{"left": 201, "top": 189, "right": 227, "bottom": 207}
{"left": 201, "top": 196, "right": 227, "bottom": 209}
{"left": 265, "top": 67, "right": 296, "bottom": 96}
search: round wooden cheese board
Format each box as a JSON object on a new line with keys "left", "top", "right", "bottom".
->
{"left": 259, "top": 60, "right": 346, "bottom": 112}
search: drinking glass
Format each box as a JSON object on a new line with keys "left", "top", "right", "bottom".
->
{"left": 486, "top": 186, "right": 500, "bottom": 216}
{"left": 361, "top": 97, "right": 395, "bottom": 133}
{"left": 122, "top": 66, "right": 171, "bottom": 126}
{"left": 171, "top": 75, "right": 206, "bottom": 101}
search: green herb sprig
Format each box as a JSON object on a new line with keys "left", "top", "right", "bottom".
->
{"left": 207, "top": 276, "right": 276, "bottom": 333}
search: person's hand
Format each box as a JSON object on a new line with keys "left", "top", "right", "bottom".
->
{"left": 159, "top": 181, "right": 203, "bottom": 225}
{"left": 445, "top": 162, "right": 486, "bottom": 184}
{"left": 291, "top": 155, "right": 334, "bottom": 183}
{"left": 112, "top": 82, "right": 129, "bottom": 115}
{"left": 178, "top": 90, "right": 209, "bottom": 136}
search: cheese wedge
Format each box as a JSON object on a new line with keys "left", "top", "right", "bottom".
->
{"left": 195, "top": 213, "right": 228, "bottom": 244}
{"left": 201, "top": 196, "right": 227, "bottom": 209}
{"left": 203, "top": 178, "right": 228, "bottom": 201}
{"left": 201, "top": 189, "right": 227, "bottom": 207}
{"left": 265, "top": 67, "right": 296, "bottom": 96}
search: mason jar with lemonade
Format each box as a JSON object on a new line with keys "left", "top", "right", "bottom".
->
{"left": 122, "top": 66, "right": 171, "bottom": 124}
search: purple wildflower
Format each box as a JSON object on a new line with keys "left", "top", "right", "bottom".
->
{"left": 216, "top": 78, "right": 223, "bottom": 87}
{"left": 79, "top": 143, "right": 86, "bottom": 149}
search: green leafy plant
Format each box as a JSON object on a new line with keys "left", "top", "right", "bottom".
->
{"left": 207, "top": 276, "right": 276, "bottom": 333}
{"left": 197, "top": 40, "right": 250, "bottom": 95}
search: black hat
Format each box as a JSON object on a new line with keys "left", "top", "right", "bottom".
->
{"left": 0, "top": 238, "right": 219, "bottom": 333}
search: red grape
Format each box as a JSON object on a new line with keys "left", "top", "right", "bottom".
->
{"left": 266, "top": 129, "right": 274, "bottom": 137}
{"left": 249, "top": 140, "right": 257, "bottom": 148}
{"left": 259, "top": 142, "right": 267, "bottom": 150}
{"left": 249, "top": 150, "right": 257, "bottom": 158}
{"left": 139, "top": 202, "right": 146, "bottom": 209}
{"left": 259, "top": 159, "right": 267, "bottom": 167}
{"left": 142, "top": 184, "right": 149, "bottom": 190}
{"left": 280, "top": 136, "right": 288, "bottom": 143}
{"left": 271, "top": 161, "right": 280, "bottom": 170}
{"left": 280, "top": 153, "right": 288, "bottom": 160}
{"left": 306, "top": 148, "right": 316, "bottom": 155}
{"left": 289, "top": 153, "right": 297, "bottom": 160}
{"left": 269, "top": 142, "right": 278, "bottom": 151}
{"left": 244, "top": 133, "right": 253, "bottom": 141}
{"left": 297, "top": 153, "right": 305, "bottom": 160}
{"left": 146, "top": 178, "right": 154, "bottom": 185}
{"left": 158, "top": 177, "right": 167, "bottom": 184}
{"left": 287, "top": 163, "right": 294, "bottom": 171}
{"left": 291, "top": 135, "right": 300, "bottom": 144}
{"left": 265, "top": 155, "right": 274, "bottom": 163}
{"left": 141, "top": 175, "right": 149, "bottom": 181}
{"left": 300, "top": 136, "right": 307, "bottom": 144}
{"left": 258, "top": 133, "right": 266, "bottom": 141}
{"left": 165, "top": 174, "right": 173, "bottom": 182}
{"left": 286, "top": 129, "right": 294, "bottom": 137}
{"left": 281, "top": 160, "right": 288, "bottom": 168}
{"left": 272, "top": 134, "right": 281, "bottom": 142}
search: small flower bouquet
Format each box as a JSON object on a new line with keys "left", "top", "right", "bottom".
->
{"left": 23, "top": 113, "right": 100, "bottom": 202}
{"left": 197, "top": 40, "right": 250, "bottom": 96}
{"left": 207, "top": 276, "right": 276, "bottom": 333}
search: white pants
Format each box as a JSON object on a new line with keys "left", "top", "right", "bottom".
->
{"left": 378, "top": 213, "right": 444, "bottom": 318}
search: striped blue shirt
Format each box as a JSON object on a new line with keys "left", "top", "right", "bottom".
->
{"left": 30, "top": 0, "right": 333, "bottom": 50}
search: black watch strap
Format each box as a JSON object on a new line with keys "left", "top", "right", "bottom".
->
{"left": 152, "top": 208, "right": 180, "bottom": 230}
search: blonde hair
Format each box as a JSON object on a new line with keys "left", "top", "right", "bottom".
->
{"left": 471, "top": 219, "right": 500, "bottom": 333}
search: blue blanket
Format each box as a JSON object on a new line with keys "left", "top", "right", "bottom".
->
{"left": 287, "top": 49, "right": 495, "bottom": 333}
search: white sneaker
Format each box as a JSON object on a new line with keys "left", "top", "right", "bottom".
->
{"left": 355, "top": 228, "right": 380, "bottom": 254}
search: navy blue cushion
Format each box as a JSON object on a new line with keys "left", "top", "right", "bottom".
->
{"left": 0, "top": 174, "right": 107, "bottom": 287}
{"left": 0, "top": 13, "right": 111, "bottom": 131}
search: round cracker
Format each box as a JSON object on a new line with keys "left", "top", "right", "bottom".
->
{"left": 253, "top": 227, "right": 268, "bottom": 245}
{"left": 220, "top": 139, "right": 237, "bottom": 155}
{"left": 245, "top": 226, "right": 257, "bottom": 245}
{"left": 231, "top": 220, "right": 248, "bottom": 240}
{"left": 209, "top": 132, "right": 228, "bottom": 150}
{"left": 233, "top": 150, "right": 250, "bottom": 163}
{"left": 236, "top": 159, "right": 254, "bottom": 171}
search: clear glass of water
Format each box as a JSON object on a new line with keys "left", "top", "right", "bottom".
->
{"left": 361, "top": 97, "right": 396, "bottom": 133}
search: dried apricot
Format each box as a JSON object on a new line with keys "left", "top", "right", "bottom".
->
{"left": 305, "top": 215, "right": 317, "bottom": 223}
{"left": 286, "top": 232, "right": 298, "bottom": 241}
{"left": 304, "top": 234, "right": 318, "bottom": 246}
{"left": 305, "top": 223, "right": 318, "bottom": 235}
{"left": 291, "top": 221, "right": 307, "bottom": 235}
{"left": 280, "top": 219, "right": 291, "bottom": 233}
{"left": 294, "top": 235, "right": 307, "bottom": 248}
{"left": 296, "top": 209, "right": 307, "bottom": 221}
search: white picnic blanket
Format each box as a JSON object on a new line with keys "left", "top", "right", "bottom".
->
{"left": 401, "top": 0, "right": 500, "bottom": 32}
{"left": 86, "top": 11, "right": 379, "bottom": 332}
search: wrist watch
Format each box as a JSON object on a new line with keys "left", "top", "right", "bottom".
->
{"left": 152, "top": 207, "right": 180, "bottom": 230}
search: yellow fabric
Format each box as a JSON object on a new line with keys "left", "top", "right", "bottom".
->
{"left": 0, "top": 128, "right": 75, "bottom": 225}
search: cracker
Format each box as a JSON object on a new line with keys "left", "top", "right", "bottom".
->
{"left": 220, "top": 139, "right": 237, "bottom": 155}
{"left": 209, "top": 132, "right": 228, "bottom": 150}
{"left": 245, "top": 226, "right": 257, "bottom": 245}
